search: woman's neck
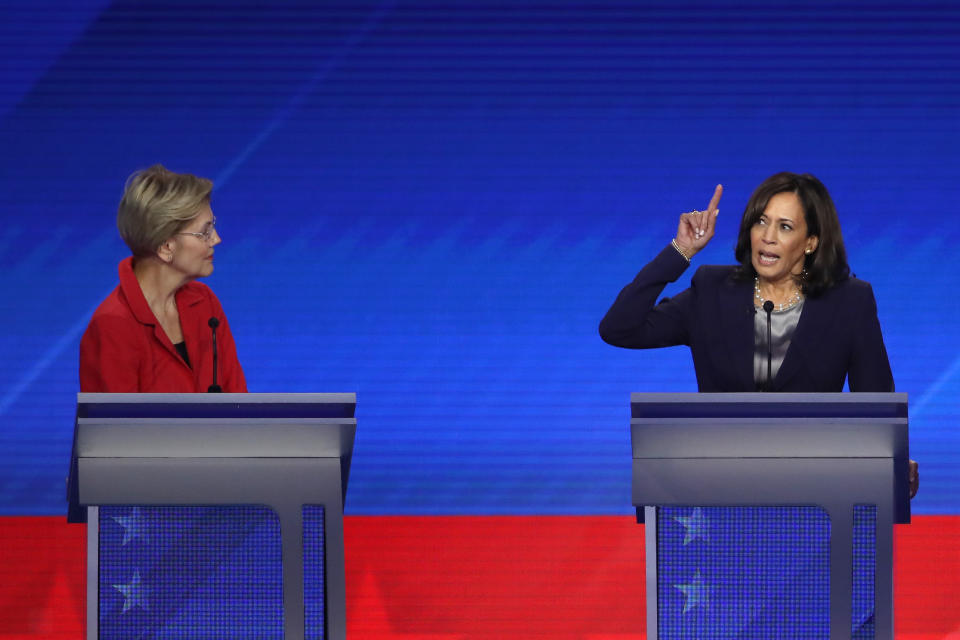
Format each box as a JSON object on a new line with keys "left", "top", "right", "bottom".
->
{"left": 133, "top": 257, "right": 188, "bottom": 317}
{"left": 757, "top": 274, "right": 801, "bottom": 303}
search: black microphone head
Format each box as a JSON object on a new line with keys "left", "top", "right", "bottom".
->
{"left": 762, "top": 300, "right": 774, "bottom": 313}
{"left": 208, "top": 317, "right": 220, "bottom": 329}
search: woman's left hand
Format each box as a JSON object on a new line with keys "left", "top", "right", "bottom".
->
{"left": 909, "top": 459, "right": 919, "bottom": 499}
{"left": 674, "top": 184, "right": 722, "bottom": 259}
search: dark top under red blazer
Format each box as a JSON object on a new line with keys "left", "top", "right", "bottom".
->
{"left": 599, "top": 244, "right": 894, "bottom": 392}
{"left": 79, "top": 256, "right": 247, "bottom": 392}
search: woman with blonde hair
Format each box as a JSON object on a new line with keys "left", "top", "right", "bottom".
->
{"left": 80, "top": 164, "right": 245, "bottom": 392}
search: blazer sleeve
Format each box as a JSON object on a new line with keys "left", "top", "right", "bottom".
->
{"left": 209, "top": 293, "right": 247, "bottom": 393}
{"left": 598, "top": 243, "right": 695, "bottom": 349}
{"left": 847, "top": 282, "right": 895, "bottom": 392}
{"left": 79, "top": 314, "right": 142, "bottom": 392}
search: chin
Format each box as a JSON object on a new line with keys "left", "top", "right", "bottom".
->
{"left": 754, "top": 266, "right": 803, "bottom": 285}
{"left": 752, "top": 263, "right": 782, "bottom": 281}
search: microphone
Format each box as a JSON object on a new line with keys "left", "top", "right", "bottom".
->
{"left": 762, "top": 300, "right": 774, "bottom": 391}
{"left": 208, "top": 317, "right": 222, "bottom": 393}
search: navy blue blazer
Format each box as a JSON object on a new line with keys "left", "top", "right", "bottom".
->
{"left": 599, "top": 244, "right": 894, "bottom": 392}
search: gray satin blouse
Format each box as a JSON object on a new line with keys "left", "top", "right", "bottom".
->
{"left": 753, "top": 300, "right": 804, "bottom": 388}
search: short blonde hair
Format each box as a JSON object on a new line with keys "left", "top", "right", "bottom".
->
{"left": 117, "top": 164, "right": 213, "bottom": 257}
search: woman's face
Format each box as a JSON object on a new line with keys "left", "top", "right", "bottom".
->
{"left": 750, "top": 192, "right": 818, "bottom": 285}
{"left": 169, "top": 205, "right": 220, "bottom": 278}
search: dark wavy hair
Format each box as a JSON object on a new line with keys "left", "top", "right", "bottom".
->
{"left": 733, "top": 172, "right": 849, "bottom": 297}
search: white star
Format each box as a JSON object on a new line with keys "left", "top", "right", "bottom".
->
{"left": 114, "top": 570, "right": 150, "bottom": 614}
{"left": 674, "top": 569, "right": 711, "bottom": 614}
{"left": 674, "top": 507, "right": 709, "bottom": 545}
{"left": 112, "top": 507, "right": 149, "bottom": 545}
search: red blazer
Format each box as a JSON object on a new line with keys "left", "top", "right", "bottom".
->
{"left": 79, "top": 257, "right": 247, "bottom": 392}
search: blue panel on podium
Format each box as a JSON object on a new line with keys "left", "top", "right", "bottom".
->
{"left": 98, "top": 506, "right": 283, "bottom": 638}
{"left": 97, "top": 505, "right": 336, "bottom": 639}
{"left": 657, "top": 506, "right": 830, "bottom": 638}
{"left": 656, "top": 506, "right": 877, "bottom": 639}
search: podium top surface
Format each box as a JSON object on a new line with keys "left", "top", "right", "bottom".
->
{"left": 76, "top": 392, "right": 356, "bottom": 419}
{"left": 69, "top": 394, "right": 358, "bottom": 521}
{"left": 630, "top": 392, "right": 909, "bottom": 460}
{"left": 630, "top": 392, "right": 907, "bottom": 420}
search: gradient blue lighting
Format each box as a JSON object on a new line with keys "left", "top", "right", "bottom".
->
{"left": 0, "top": 1, "right": 957, "bottom": 516}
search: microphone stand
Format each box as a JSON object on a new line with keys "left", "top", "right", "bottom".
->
{"left": 208, "top": 317, "right": 222, "bottom": 393}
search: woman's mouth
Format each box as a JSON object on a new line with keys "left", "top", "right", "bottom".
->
{"left": 757, "top": 251, "right": 779, "bottom": 266}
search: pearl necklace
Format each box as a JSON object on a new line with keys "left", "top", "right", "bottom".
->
{"left": 754, "top": 277, "right": 803, "bottom": 312}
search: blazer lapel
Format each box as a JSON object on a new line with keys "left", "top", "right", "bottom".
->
{"left": 773, "top": 293, "right": 833, "bottom": 390}
{"left": 717, "top": 277, "right": 756, "bottom": 391}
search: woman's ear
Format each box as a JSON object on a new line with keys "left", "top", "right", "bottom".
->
{"left": 805, "top": 235, "right": 819, "bottom": 254}
{"left": 156, "top": 238, "right": 176, "bottom": 264}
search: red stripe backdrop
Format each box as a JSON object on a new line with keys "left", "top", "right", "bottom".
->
{"left": 1, "top": 515, "right": 957, "bottom": 639}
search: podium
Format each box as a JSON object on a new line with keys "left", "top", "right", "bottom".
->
{"left": 631, "top": 393, "right": 909, "bottom": 640}
{"left": 67, "top": 393, "right": 356, "bottom": 640}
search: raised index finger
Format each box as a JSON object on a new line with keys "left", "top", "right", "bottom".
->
{"left": 707, "top": 184, "right": 723, "bottom": 214}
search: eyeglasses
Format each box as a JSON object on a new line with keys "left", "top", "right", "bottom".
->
{"left": 177, "top": 216, "right": 217, "bottom": 243}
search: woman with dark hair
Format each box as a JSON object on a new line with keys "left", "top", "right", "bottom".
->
{"left": 599, "top": 172, "right": 892, "bottom": 393}
{"left": 599, "top": 171, "right": 917, "bottom": 494}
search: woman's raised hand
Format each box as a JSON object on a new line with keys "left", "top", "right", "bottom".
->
{"left": 675, "top": 184, "right": 723, "bottom": 260}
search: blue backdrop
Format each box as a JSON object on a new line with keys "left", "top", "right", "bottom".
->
{"left": 1, "top": 0, "right": 957, "bottom": 515}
